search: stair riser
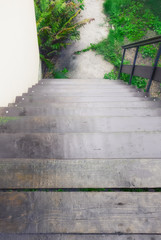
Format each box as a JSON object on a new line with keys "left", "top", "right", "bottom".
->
{"left": 0, "top": 117, "right": 161, "bottom": 133}
{"left": 0, "top": 133, "right": 161, "bottom": 158}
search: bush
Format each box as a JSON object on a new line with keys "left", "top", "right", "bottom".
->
{"left": 104, "top": 0, "right": 129, "bottom": 16}
{"left": 104, "top": 70, "right": 118, "bottom": 80}
{"left": 34, "top": 0, "right": 87, "bottom": 77}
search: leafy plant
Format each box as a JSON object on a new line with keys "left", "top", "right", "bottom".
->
{"left": 34, "top": 0, "right": 90, "bottom": 77}
{"left": 104, "top": 70, "right": 118, "bottom": 80}
{"left": 143, "top": 0, "right": 161, "bottom": 21}
{"left": 140, "top": 45, "right": 158, "bottom": 59}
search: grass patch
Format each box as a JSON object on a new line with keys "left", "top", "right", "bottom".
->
{"left": 74, "top": 45, "right": 93, "bottom": 55}
{"left": 144, "top": 0, "right": 161, "bottom": 20}
{"left": 0, "top": 117, "right": 18, "bottom": 125}
{"left": 91, "top": 0, "right": 161, "bottom": 89}
{"left": 104, "top": 69, "right": 147, "bottom": 89}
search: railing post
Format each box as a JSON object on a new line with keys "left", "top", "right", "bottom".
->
{"left": 146, "top": 44, "right": 161, "bottom": 92}
{"left": 129, "top": 46, "right": 139, "bottom": 85}
{"left": 118, "top": 48, "right": 126, "bottom": 79}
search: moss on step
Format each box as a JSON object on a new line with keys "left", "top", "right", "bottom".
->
{"left": 0, "top": 117, "right": 18, "bottom": 125}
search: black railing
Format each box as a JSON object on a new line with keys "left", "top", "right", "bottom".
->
{"left": 118, "top": 35, "right": 161, "bottom": 92}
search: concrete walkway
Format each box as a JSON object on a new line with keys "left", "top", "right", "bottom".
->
{"left": 55, "top": 0, "right": 113, "bottom": 79}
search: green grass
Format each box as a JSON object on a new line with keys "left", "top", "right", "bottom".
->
{"left": 144, "top": 0, "right": 161, "bottom": 20}
{"left": 0, "top": 117, "right": 18, "bottom": 125}
{"left": 90, "top": 0, "right": 161, "bottom": 89}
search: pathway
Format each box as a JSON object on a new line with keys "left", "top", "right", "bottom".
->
{"left": 55, "top": 0, "right": 113, "bottom": 78}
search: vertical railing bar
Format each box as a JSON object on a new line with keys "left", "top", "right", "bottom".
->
{"left": 146, "top": 43, "right": 161, "bottom": 92}
{"left": 118, "top": 48, "right": 126, "bottom": 79}
{"left": 129, "top": 46, "right": 139, "bottom": 85}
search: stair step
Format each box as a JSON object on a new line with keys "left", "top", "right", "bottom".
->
{"left": 0, "top": 192, "right": 161, "bottom": 233}
{"left": 37, "top": 82, "right": 129, "bottom": 87}
{"left": 15, "top": 96, "right": 151, "bottom": 104}
{"left": 36, "top": 83, "right": 131, "bottom": 88}
{"left": 0, "top": 132, "right": 161, "bottom": 158}
{"left": 0, "top": 116, "right": 161, "bottom": 133}
{"left": 39, "top": 79, "right": 125, "bottom": 83}
{"left": 35, "top": 83, "right": 134, "bottom": 89}
{"left": 24, "top": 91, "right": 145, "bottom": 97}
{"left": 29, "top": 86, "right": 138, "bottom": 93}
{"left": 1, "top": 107, "right": 161, "bottom": 117}
{"left": 0, "top": 234, "right": 160, "bottom": 240}
{"left": 11, "top": 101, "right": 160, "bottom": 108}
{"left": 1, "top": 158, "right": 161, "bottom": 188}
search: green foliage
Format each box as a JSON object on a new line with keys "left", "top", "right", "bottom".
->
{"left": 93, "top": 0, "right": 161, "bottom": 89}
{"left": 54, "top": 68, "right": 69, "bottom": 79}
{"left": 91, "top": 29, "right": 123, "bottom": 68}
{"left": 120, "top": 73, "right": 147, "bottom": 89}
{"left": 74, "top": 45, "right": 92, "bottom": 55}
{"left": 104, "top": 0, "right": 129, "bottom": 16}
{"left": 104, "top": 69, "right": 147, "bottom": 89}
{"left": 0, "top": 117, "right": 18, "bottom": 125}
{"left": 140, "top": 45, "right": 158, "bottom": 59}
{"left": 104, "top": 70, "right": 118, "bottom": 80}
{"left": 34, "top": 0, "right": 86, "bottom": 77}
{"left": 104, "top": 1, "right": 161, "bottom": 41}
{"left": 144, "top": 0, "right": 161, "bottom": 20}
{"left": 132, "top": 76, "right": 147, "bottom": 89}
{"left": 80, "top": 188, "right": 106, "bottom": 192}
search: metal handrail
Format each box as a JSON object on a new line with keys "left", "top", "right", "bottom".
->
{"left": 122, "top": 35, "right": 161, "bottom": 49}
{"left": 118, "top": 35, "right": 161, "bottom": 92}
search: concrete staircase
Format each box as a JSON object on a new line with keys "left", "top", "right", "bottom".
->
{"left": 0, "top": 79, "right": 161, "bottom": 239}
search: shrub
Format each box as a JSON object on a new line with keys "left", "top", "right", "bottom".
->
{"left": 104, "top": 0, "right": 129, "bottom": 16}
{"left": 34, "top": 0, "right": 88, "bottom": 77}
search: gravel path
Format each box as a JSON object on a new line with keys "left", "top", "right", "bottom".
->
{"left": 55, "top": 0, "right": 113, "bottom": 79}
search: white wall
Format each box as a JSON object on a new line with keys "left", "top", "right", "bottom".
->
{"left": 0, "top": 0, "right": 40, "bottom": 107}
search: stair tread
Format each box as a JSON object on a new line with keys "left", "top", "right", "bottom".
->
{"left": 41, "top": 78, "right": 124, "bottom": 82}
{"left": 0, "top": 234, "right": 160, "bottom": 240}
{"left": 0, "top": 116, "right": 161, "bottom": 133}
{"left": 35, "top": 84, "right": 136, "bottom": 88}
{"left": 10, "top": 101, "right": 161, "bottom": 108}
{"left": 0, "top": 132, "right": 161, "bottom": 158}
{"left": 24, "top": 92, "right": 145, "bottom": 97}
{"left": 29, "top": 87, "right": 138, "bottom": 93}
{"left": 1, "top": 158, "right": 161, "bottom": 188}
{"left": 1, "top": 106, "right": 161, "bottom": 117}
{"left": 1, "top": 78, "right": 161, "bottom": 237}
{"left": 15, "top": 96, "right": 152, "bottom": 104}
{"left": 1, "top": 192, "right": 161, "bottom": 233}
